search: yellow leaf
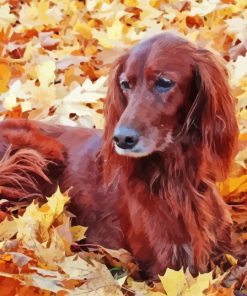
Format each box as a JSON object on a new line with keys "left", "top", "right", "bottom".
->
{"left": 0, "top": 218, "right": 17, "bottom": 241}
{"left": 239, "top": 109, "right": 247, "bottom": 120}
{"left": 0, "top": 63, "right": 11, "bottom": 93}
{"left": 74, "top": 22, "right": 92, "bottom": 39}
{"left": 160, "top": 269, "right": 215, "bottom": 296}
{"left": 20, "top": 0, "right": 62, "bottom": 28}
{"left": 34, "top": 228, "right": 66, "bottom": 265}
{"left": 35, "top": 60, "right": 56, "bottom": 87}
{"left": 185, "top": 31, "right": 200, "bottom": 43}
{"left": 107, "top": 20, "right": 124, "bottom": 40}
{"left": 1, "top": 253, "right": 13, "bottom": 261}
{"left": 60, "top": 257, "right": 123, "bottom": 295}
{"left": 84, "top": 45, "right": 98, "bottom": 56}
{"left": 20, "top": 100, "right": 32, "bottom": 112}
{"left": 124, "top": 0, "right": 139, "bottom": 6}
{"left": 149, "top": 0, "right": 161, "bottom": 8}
{"left": 148, "top": 292, "right": 165, "bottom": 296}
{"left": 127, "top": 277, "right": 165, "bottom": 295}
{"left": 15, "top": 188, "right": 69, "bottom": 244}
{"left": 159, "top": 268, "right": 187, "bottom": 296}
{"left": 183, "top": 272, "right": 214, "bottom": 296}
{"left": 45, "top": 189, "right": 70, "bottom": 219}
{"left": 15, "top": 205, "right": 39, "bottom": 245}
{"left": 70, "top": 225, "right": 87, "bottom": 241}
{"left": 225, "top": 254, "right": 238, "bottom": 266}
{"left": 51, "top": 0, "right": 77, "bottom": 14}
{"left": 239, "top": 133, "right": 247, "bottom": 141}
{"left": 97, "top": 36, "right": 114, "bottom": 48}
{"left": 217, "top": 175, "right": 247, "bottom": 197}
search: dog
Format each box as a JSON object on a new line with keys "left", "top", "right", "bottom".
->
{"left": 0, "top": 32, "right": 242, "bottom": 279}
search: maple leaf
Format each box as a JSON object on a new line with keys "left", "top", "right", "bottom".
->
{"left": 160, "top": 269, "right": 217, "bottom": 296}
{"left": 12, "top": 188, "right": 69, "bottom": 257}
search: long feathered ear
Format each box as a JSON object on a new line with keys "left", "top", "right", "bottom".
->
{"left": 101, "top": 53, "right": 129, "bottom": 183}
{"left": 194, "top": 49, "right": 239, "bottom": 180}
{"left": 103, "top": 53, "right": 129, "bottom": 145}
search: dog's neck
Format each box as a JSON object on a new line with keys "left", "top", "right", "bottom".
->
{"left": 103, "top": 137, "right": 210, "bottom": 200}
{"left": 133, "top": 146, "right": 202, "bottom": 193}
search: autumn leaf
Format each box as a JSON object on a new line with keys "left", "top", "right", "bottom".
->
{"left": 0, "top": 63, "right": 11, "bottom": 93}
{"left": 15, "top": 188, "right": 69, "bottom": 244}
{"left": 70, "top": 225, "right": 87, "bottom": 241}
{"left": 217, "top": 175, "right": 247, "bottom": 197}
{"left": 159, "top": 268, "right": 187, "bottom": 296}
{"left": 160, "top": 269, "right": 216, "bottom": 296}
{"left": 0, "top": 218, "right": 17, "bottom": 242}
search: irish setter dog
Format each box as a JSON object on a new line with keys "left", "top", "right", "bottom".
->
{"left": 0, "top": 33, "right": 242, "bottom": 279}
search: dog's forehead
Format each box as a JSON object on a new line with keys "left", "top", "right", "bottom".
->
{"left": 124, "top": 42, "right": 151, "bottom": 73}
{"left": 124, "top": 34, "right": 194, "bottom": 75}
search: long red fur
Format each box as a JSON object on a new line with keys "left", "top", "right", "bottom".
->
{"left": 0, "top": 148, "right": 49, "bottom": 199}
{"left": 0, "top": 33, "right": 244, "bottom": 279}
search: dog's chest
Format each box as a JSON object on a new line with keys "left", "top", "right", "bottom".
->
{"left": 120, "top": 185, "right": 192, "bottom": 267}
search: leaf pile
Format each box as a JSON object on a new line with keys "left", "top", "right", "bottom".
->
{"left": 0, "top": 189, "right": 125, "bottom": 295}
{"left": 1, "top": 189, "right": 246, "bottom": 295}
{"left": 0, "top": 0, "right": 246, "bottom": 295}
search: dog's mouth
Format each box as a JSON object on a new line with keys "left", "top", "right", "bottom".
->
{"left": 114, "top": 143, "right": 154, "bottom": 157}
{"left": 114, "top": 136, "right": 156, "bottom": 158}
{"left": 114, "top": 131, "right": 173, "bottom": 157}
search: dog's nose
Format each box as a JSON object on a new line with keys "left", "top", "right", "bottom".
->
{"left": 113, "top": 127, "right": 139, "bottom": 149}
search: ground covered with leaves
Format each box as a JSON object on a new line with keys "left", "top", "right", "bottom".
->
{"left": 0, "top": 0, "right": 246, "bottom": 295}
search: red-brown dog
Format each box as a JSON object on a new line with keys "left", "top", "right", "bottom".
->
{"left": 0, "top": 33, "right": 242, "bottom": 279}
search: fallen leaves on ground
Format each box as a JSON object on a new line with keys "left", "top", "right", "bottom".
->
{"left": 0, "top": 189, "right": 246, "bottom": 295}
{"left": 0, "top": 189, "right": 123, "bottom": 295}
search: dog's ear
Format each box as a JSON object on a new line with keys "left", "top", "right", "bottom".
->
{"left": 194, "top": 49, "right": 239, "bottom": 180}
{"left": 102, "top": 53, "right": 129, "bottom": 183}
{"left": 103, "top": 53, "right": 129, "bottom": 145}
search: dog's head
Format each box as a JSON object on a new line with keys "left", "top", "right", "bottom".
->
{"left": 103, "top": 33, "right": 238, "bottom": 180}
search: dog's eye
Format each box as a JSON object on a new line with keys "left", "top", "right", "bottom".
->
{"left": 120, "top": 80, "right": 131, "bottom": 91}
{"left": 155, "top": 77, "right": 174, "bottom": 93}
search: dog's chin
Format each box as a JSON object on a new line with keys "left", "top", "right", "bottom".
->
{"left": 114, "top": 145, "right": 154, "bottom": 158}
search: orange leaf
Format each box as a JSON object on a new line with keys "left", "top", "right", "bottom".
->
{"left": 0, "top": 276, "right": 20, "bottom": 296}
{"left": 186, "top": 15, "right": 204, "bottom": 28}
